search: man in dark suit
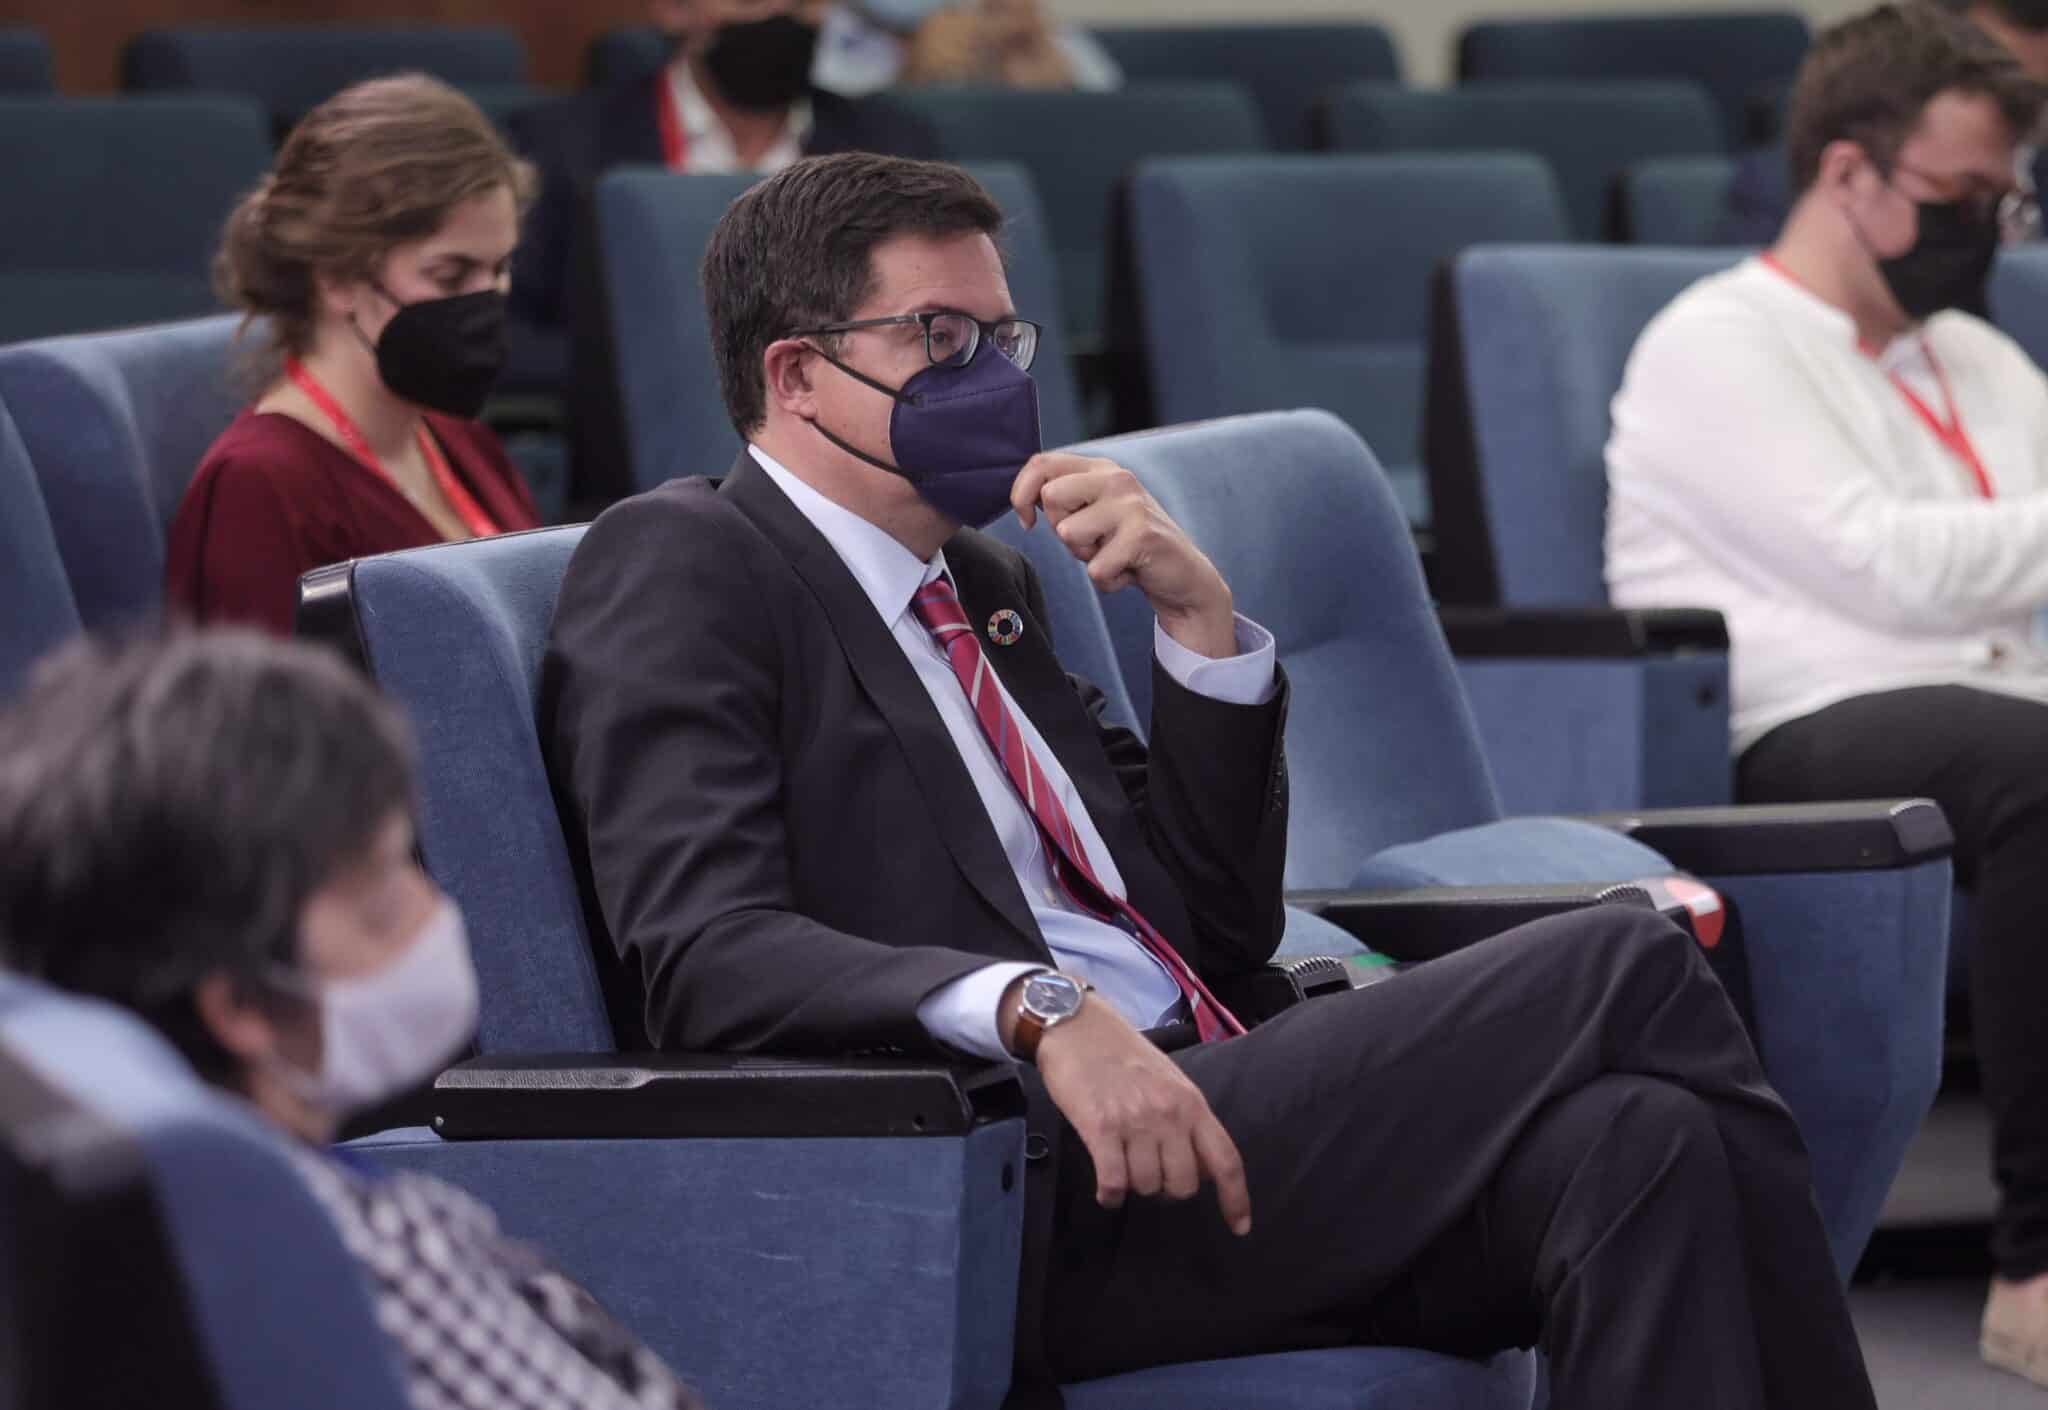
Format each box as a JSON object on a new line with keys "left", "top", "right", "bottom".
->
{"left": 542, "top": 153, "right": 1878, "bottom": 1407}
{"left": 510, "top": 0, "right": 938, "bottom": 510}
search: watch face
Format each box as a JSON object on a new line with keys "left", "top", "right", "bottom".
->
{"left": 1022, "top": 972, "right": 1085, "bottom": 1022}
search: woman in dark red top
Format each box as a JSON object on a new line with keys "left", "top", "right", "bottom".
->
{"left": 168, "top": 75, "right": 542, "bottom": 635}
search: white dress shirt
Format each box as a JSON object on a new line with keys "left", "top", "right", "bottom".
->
{"left": 1606, "top": 256, "right": 2048, "bottom": 753}
{"left": 749, "top": 446, "right": 1276, "bottom": 1058}
{"left": 664, "top": 63, "right": 811, "bottom": 175}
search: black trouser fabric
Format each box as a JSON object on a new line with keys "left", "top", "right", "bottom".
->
{"left": 1041, "top": 907, "right": 1875, "bottom": 1408}
{"left": 1741, "top": 684, "right": 2048, "bottom": 1278}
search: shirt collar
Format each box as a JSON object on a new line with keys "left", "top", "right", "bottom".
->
{"left": 748, "top": 444, "right": 944, "bottom": 625}
{"left": 1746, "top": 253, "right": 1925, "bottom": 363}
{"left": 667, "top": 62, "right": 815, "bottom": 161}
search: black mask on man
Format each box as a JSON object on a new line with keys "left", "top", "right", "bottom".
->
{"left": 1876, "top": 198, "right": 2001, "bottom": 323}
{"left": 702, "top": 15, "right": 821, "bottom": 112}
{"left": 361, "top": 287, "right": 509, "bottom": 420}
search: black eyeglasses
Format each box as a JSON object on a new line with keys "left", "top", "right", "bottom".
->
{"left": 793, "top": 311, "right": 1042, "bottom": 372}
{"left": 1886, "top": 157, "right": 2041, "bottom": 244}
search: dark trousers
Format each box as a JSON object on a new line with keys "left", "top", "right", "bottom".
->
{"left": 1042, "top": 907, "right": 1874, "bottom": 1408}
{"left": 1741, "top": 684, "right": 2048, "bottom": 1278}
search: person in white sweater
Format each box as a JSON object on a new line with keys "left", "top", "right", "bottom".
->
{"left": 1606, "top": 2, "right": 2048, "bottom": 1386}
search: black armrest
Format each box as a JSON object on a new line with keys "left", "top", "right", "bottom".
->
{"left": 1287, "top": 883, "right": 1689, "bottom": 963}
{"left": 1212, "top": 955, "right": 1353, "bottom": 1025}
{"left": 1439, "top": 606, "right": 1728, "bottom": 659}
{"left": 430, "top": 1054, "right": 1024, "bottom": 1142}
{"left": 1585, "top": 799, "right": 1956, "bottom": 874}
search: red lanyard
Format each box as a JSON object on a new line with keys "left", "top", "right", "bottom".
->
{"left": 284, "top": 357, "right": 501, "bottom": 538}
{"left": 656, "top": 76, "right": 690, "bottom": 171}
{"left": 1756, "top": 253, "right": 1994, "bottom": 499}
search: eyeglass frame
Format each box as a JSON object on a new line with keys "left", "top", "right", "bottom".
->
{"left": 790, "top": 311, "right": 1044, "bottom": 372}
{"left": 1880, "top": 155, "right": 2041, "bottom": 245}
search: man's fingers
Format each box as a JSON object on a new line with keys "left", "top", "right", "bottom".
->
{"left": 1124, "top": 1138, "right": 1165, "bottom": 1199}
{"left": 1194, "top": 1116, "right": 1253, "bottom": 1236}
{"left": 1052, "top": 500, "right": 1123, "bottom": 559}
{"left": 1087, "top": 1127, "right": 1129, "bottom": 1210}
{"left": 1159, "top": 1133, "right": 1202, "bottom": 1201}
{"left": 1086, "top": 518, "right": 1146, "bottom": 591}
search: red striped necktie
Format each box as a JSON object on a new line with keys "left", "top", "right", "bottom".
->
{"left": 909, "top": 576, "right": 1245, "bottom": 1042}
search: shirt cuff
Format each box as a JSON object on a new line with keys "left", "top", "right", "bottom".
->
{"left": 1152, "top": 613, "right": 1278, "bottom": 706}
{"left": 916, "top": 962, "right": 1046, "bottom": 1062}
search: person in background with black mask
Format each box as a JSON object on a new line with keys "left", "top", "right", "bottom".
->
{"left": 1608, "top": 6, "right": 2048, "bottom": 1384}
{"left": 0, "top": 629, "right": 706, "bottom": 1410}
{"left": 167, "top": 76, "right": 541, "bottom": 636}
{"left": 510, "top": 0, "right": 937, "bottom": 512}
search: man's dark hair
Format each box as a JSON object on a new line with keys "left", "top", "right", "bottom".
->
{"left": 1786, "top": 2, "right": 2046, "bottom": 190}
{"left": 0, "top": 630, "right": 415, "bottom": 1082}
{"left": 702, "top": 152, "right": 1005, "bottom": 436}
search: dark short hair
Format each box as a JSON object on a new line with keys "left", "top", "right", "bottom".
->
{"left": 0, "top": 630, "right": 415, "bottom": 1082}
{"left": 701, "top": 153, "right": 1006, "bottom": 437}
{"left": 1786, "top": 3, "right": 2046, "bottom": 191}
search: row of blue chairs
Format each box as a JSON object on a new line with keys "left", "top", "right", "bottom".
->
{"left": 2, "top": 10, "right": 1809, "bottom": 144}
{"left": 1, "top": 397, "right": 1952, "bottom": 1407}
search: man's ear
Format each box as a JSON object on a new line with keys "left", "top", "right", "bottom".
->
{"left": 763, "top": 338, "right": 818, "bottom": 419}
{"left": 193, "top": 972, "right": 282, "bottom": 1068}
{"left": 1816, "top": 139, "right": 1875, "bottom": 200}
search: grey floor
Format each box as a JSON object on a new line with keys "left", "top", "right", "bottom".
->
{"left": 1854, "top": 1096, "right": 2045, "bottom": 1408}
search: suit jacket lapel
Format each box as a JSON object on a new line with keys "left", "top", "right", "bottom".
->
{"left": 722, "top": 457, "right": 1049, "bottom": 959}
{"left": 945, "top": 534, "right": 1166, "bottom": 911}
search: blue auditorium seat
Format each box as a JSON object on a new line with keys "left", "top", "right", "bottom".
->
{"left": 0, "top": 99, "right": 269, "bottom": 345}
{"left": 1456, "top": 10, "right": 1811, "bottom": 150}
{"left": 886, "top": 84, "right": 1267, "bottom": 351}
{"left": 296, "top": 526, "right": 1538, "bottom": 1409}
{"left": 1089, "top": 23, "right": 1400, "bottom": 148}
{"left": 1003, "top": 409, "right": 1950, "bottom": 1277}
{"left": 1126, "top": 152, "right": 1569, "bottom": 531}
{"left": 0, "top": 316, "right": 246, "bottom": 633}
{"left": 0, "top": 27, "right": 53, "bottom": 91}
{"left": 0, "top": 400, "right": 81, "bottom": 697}
{"left": 584, "top": 26, "right": 667, "bottom": 87}
{"left": 0, "top": 973, "right": 414, "bottom": 1410}
{"left": 596, "top": 162, "right": 1086, "bottom": 493}
{"left": 1321, "top": 81, "right": 1723, "bottom": 242}
{"left": 1615, "top": 155, "right": 1739, "bottom": 245}
{"left": 122, "top": 25, "right": 534, "bottom": 134}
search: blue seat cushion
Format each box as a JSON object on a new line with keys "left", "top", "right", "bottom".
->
{"left": 1065, "top": 1345, "right": 1538, "bottom": 1409}
{"left": 1352, "top": 817, "right": 1672, "bottom": 891}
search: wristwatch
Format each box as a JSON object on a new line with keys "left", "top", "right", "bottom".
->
{"left": 1010, "top": 971, "right": 1089, "bottom": 1061}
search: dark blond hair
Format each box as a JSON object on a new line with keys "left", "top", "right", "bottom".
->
{"left": 1787, "top": 2, "right": 2046, "bottom": 189}
{"left": 216, "top": 74, "right": 537, "bottom": 358}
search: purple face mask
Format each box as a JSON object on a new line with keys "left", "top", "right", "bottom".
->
{"left": 808, "top": 338, "right": 1043, "bottom": 526}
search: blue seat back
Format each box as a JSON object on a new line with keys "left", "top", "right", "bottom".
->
{"left": 1070, "top": 411, "right": 1504, "bottom": 888}
{"left": 334, "top": 527, "right": 615, "bottom": 1054}
{"left": 0, "top": 28, "right": 53, "bottom": 91}
{"left": 0, "top": 98, "right": 269, "bottom": 345}
{"left": 1323, "top": 81, "right": 1723, "bottom": 241}
{"left": 1129, "top": 153, "right": 1569, "bottom": 529}
{"left": 0, "top": 400, "right": 81, "bottom": 697}
{"left": 597, "top": 162, "right": 1085, "bottom": 492}
{"left": 1437, "top": 247, "right": 1741, "bottom": 607}
{"left": 886, "top": 85, "right": 1268, "bottom": 348}
{"left": 1991, "top": 245, "right": 2048, "bottom": 370}
{"left": 0, "top": 973, "right": 410, "bottom": 1410}
{"left": 1619, "top": 155, "right": 1738, "bottom": 245}
{"left": 0, "top": 316, "right": 248, "bottom": 632}
{"left": 1456, "top": 10, "right": 1810, "bottom": 149}
{"left": 123, "top": 26, "right": 531, "bottom": 132}
{"left": 1089, "top": 23, "right": 1400, "bottom": 148}
{"left": 585, "top": 26, "right": 667, "bottom": 87}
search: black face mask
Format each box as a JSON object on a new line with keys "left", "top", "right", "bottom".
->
{"left": 1876, "top": 198, "right": 2001, "bottom": 323}
{"left": 701, "top": 15, "right": 821, "bottom": 112}
{"left": 360, "top": 286, "right": 508, "bottom": 420}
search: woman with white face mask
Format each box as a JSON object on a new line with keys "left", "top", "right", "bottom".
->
{"left": 0, "top": 630, "right": 703, "bottom": 1410}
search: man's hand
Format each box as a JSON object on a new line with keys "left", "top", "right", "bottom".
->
{"left": 1001, "top": 977, "right": 1253, "bottom": 1235}
{"left": 1010, "top": 453, "right": 1238, "bottom": 660}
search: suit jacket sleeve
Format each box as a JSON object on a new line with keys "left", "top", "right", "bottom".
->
{"left": 544, "top": 489, "right": 1013, "bottom": 1056}
{"left": 1020, "top": 560, "right": 1291, "bottom": 981}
